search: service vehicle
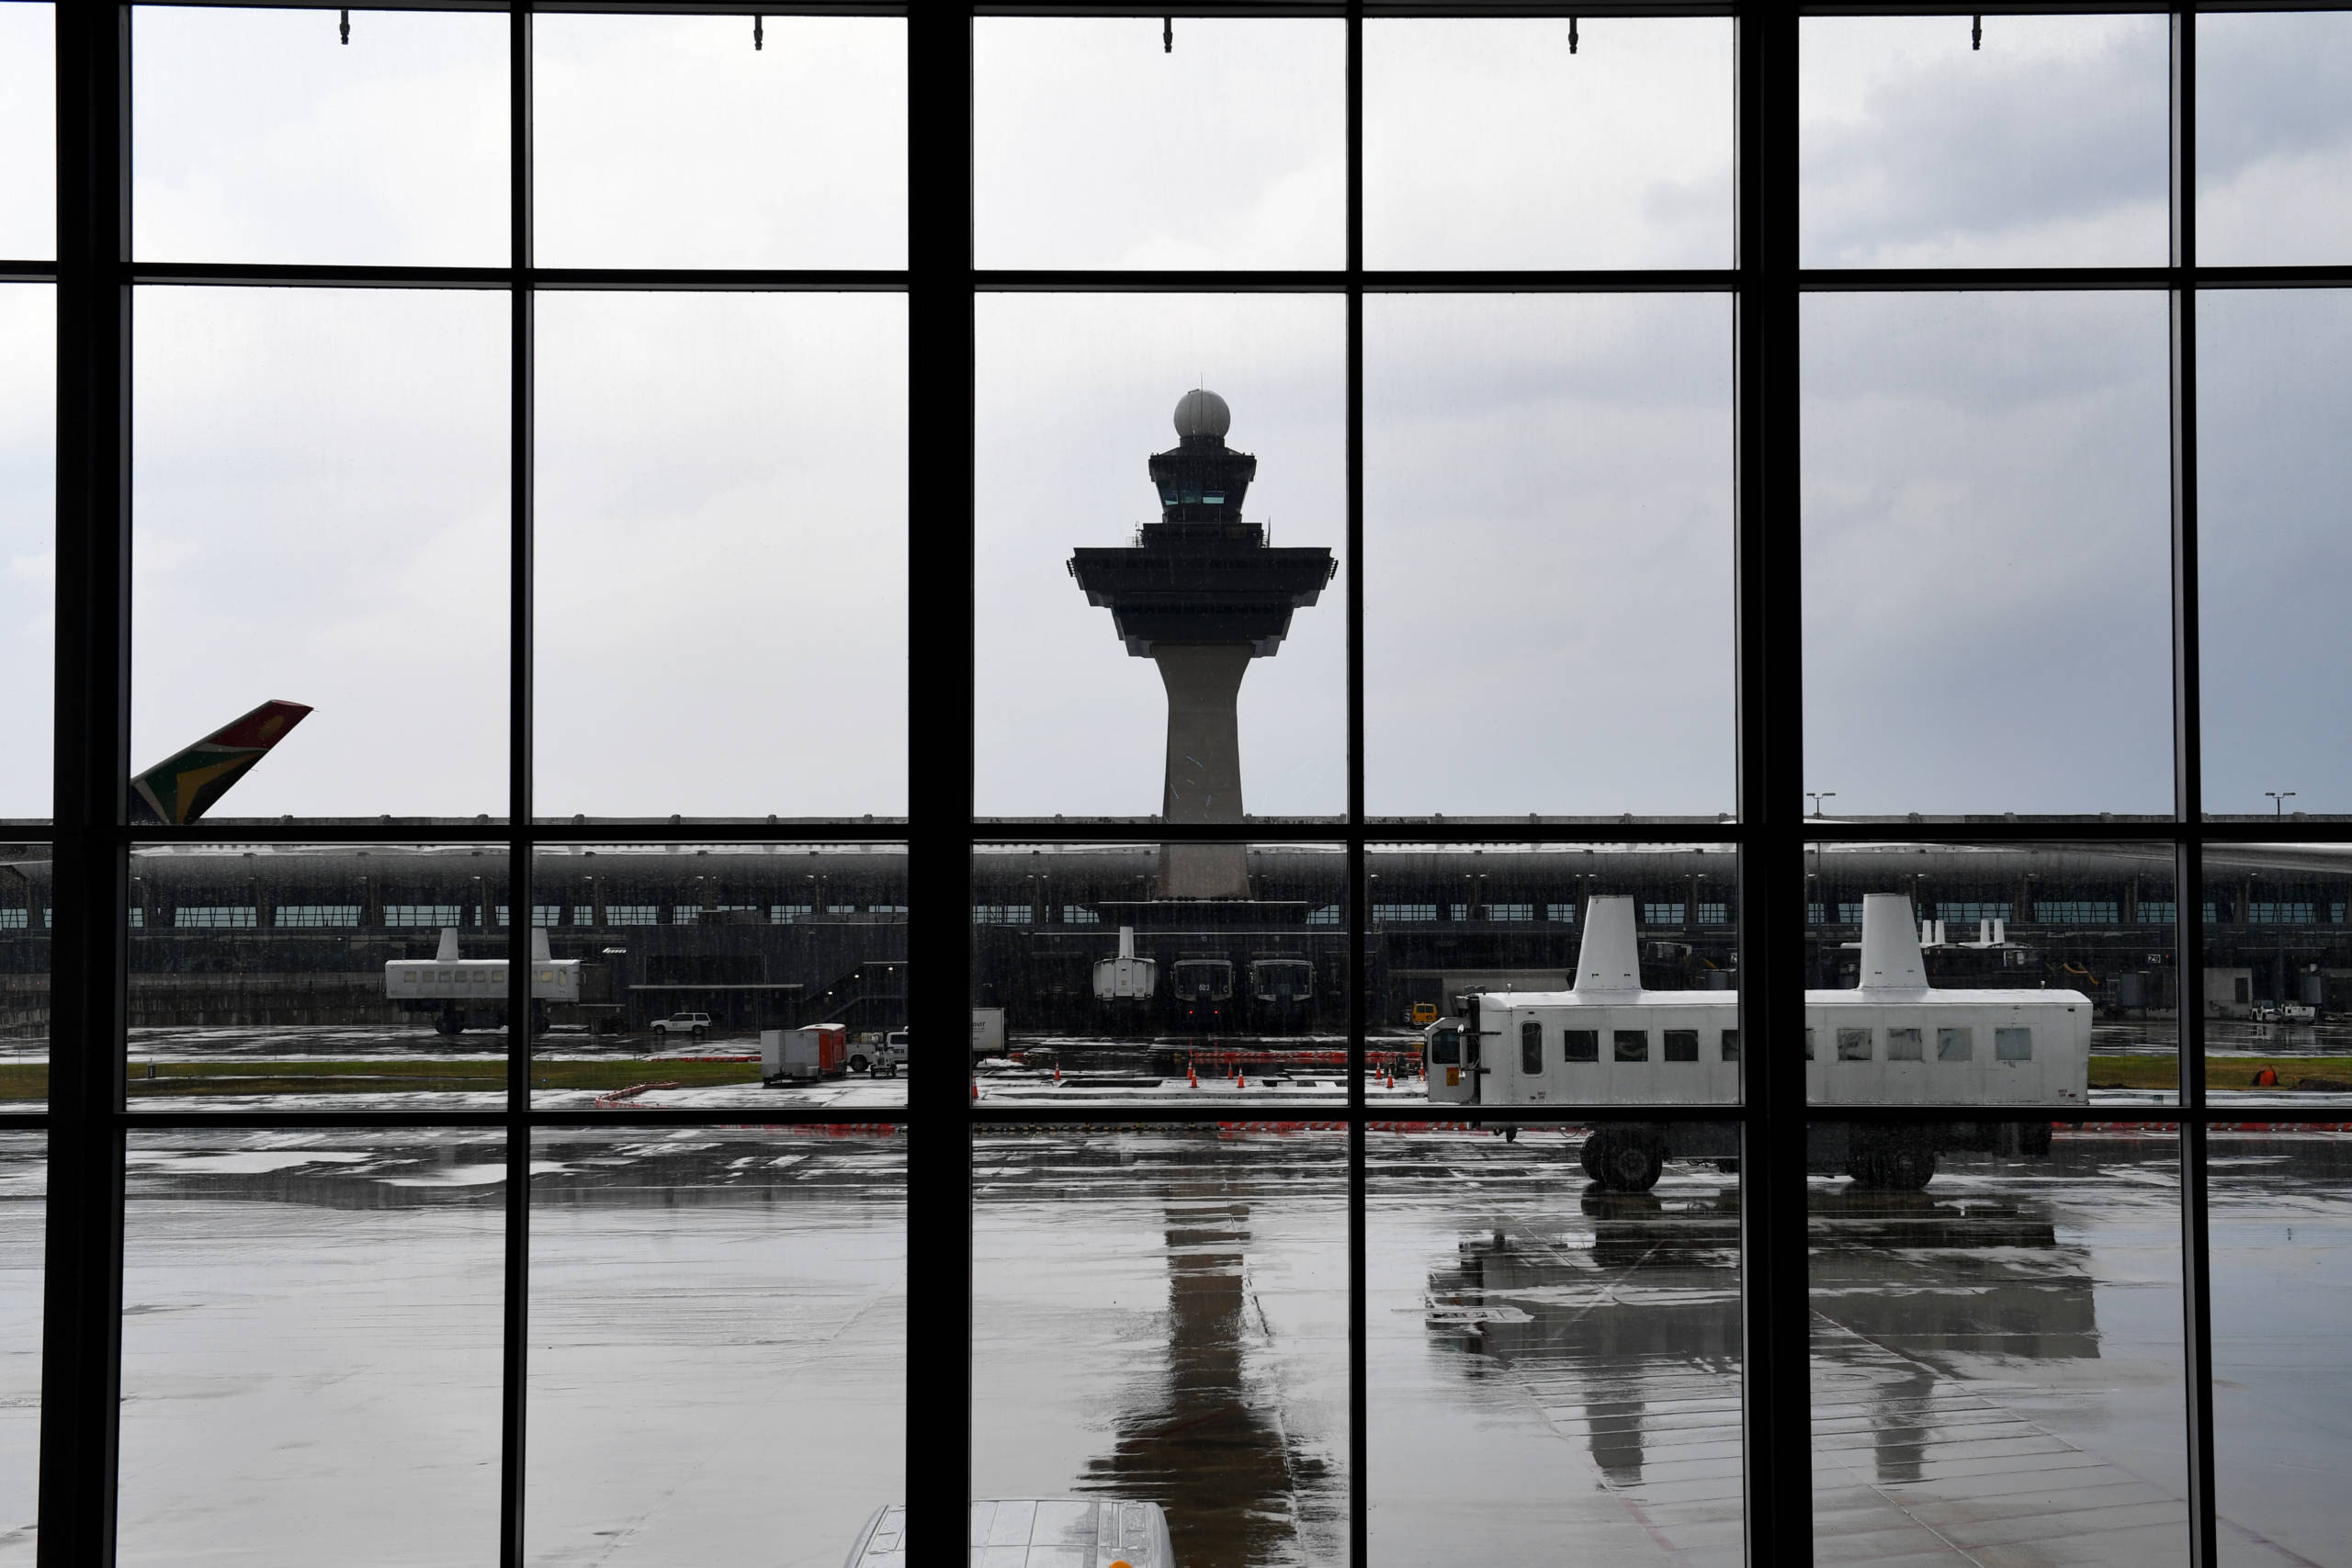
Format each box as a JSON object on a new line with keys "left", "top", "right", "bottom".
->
{"left": 386, "top": 927, "right": 581, "bottom": 1036}
{"left": 850, "top": 1029, "right": 908, "bottom": 1077}
{"left": 762, "top": 1021, "right": 848, "bottom": 1082}
{"left": 650, "top": 1011, "right": 712, "bottom": 1040}
{"left": 1092, "top": 925, "right": 1159, "bottom": 1007}
{"left": 1427, "top": 893, "right": 2090, "bottom": 1192}
{"left": 842, "top": 1499, "right": 1174, "bottom": 1568}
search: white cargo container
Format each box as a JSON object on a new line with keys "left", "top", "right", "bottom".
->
{"left": 762, "top": 1023, "right": 847, "bottom": 1082}
{"left": 970, "top": 1006, "right": 1007, "bottom": 1057}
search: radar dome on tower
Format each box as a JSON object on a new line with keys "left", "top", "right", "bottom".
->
{"left": 1173, "top": 388, "right": 1231, "bottom": 443}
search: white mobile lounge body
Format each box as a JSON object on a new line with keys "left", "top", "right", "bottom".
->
{"left": 1424, "top": 893, "right": 2090, "bottom": 1190}
{"left": 385, "top": 926, "right": 582, "bottom": 1036}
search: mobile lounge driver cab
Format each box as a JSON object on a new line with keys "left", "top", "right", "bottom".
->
{"left": 1425, "top": 893, "right": 2090, "bottom": 1190}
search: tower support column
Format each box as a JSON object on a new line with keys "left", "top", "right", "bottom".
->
{"left": 1153, "top": 643, "right": 1251, "bottom": 898}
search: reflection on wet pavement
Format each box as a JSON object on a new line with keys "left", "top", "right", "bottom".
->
{"left": 974, "top": 1133, "right": 1349, "bottom": 1568}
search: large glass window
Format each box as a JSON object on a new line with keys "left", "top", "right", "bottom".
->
{"left": 14, "top": 7, "right": 2346, "bottom": 1566}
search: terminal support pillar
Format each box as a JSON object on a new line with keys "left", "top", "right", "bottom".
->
{"left": 1153, "top": 643, "right": 1251, "bottom": 899}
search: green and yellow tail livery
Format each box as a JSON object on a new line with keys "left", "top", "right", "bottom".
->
{"left": 130, "top": 700, "right": 312, "bottom": 825}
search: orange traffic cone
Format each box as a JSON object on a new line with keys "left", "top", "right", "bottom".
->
{"left": 1237, "top": 1070, "right": 1247, "bottom": 1089}
{"left": 1188, "top": 1066, "right": 1199, "bottom": 1088}
{"left": 1053, "top": 1064, "right": 1061, "bottom": 1084}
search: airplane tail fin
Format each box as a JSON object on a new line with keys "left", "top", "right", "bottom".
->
{"left": 129, "top": 700, "right": 312, "bottom": 825}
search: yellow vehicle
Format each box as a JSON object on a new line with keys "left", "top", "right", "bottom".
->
{"left": 1408, "top": 1000, "right": 1440, "bottom": 1027}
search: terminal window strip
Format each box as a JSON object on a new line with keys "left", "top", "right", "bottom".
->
{"left": 1058, "top": 905, "right": 1102, "bottom": 925}
{"left": 1934, "top": 900, "right": 2011, "bottom": 924}
{"left": 1545, "top": 903, "right": 1576, "bottom": 923}
{"left": 173, "top": 906, "right": 256, "bottom": 929}
{"left": 1306, "top": 904, "right": 1342, "bottom": 926}
{"left": 2032, "top": 900, "right": 2118, "bottom": 923}
{"left": 1640, "top": 902, "right": 1685, "bottom": 926}
{"left": 274, "top": 905, "right": 359, "bottom": 928}
{"left": 1697, "top": 901, "right": 1729, "bottom": 925}
{"left": 386, "top": 904, "right": 475, "bottom": 928}
{"left": 2139, "top": 900, "right": 2177, "bottom": 923}
{"left": 0, "top": 908, "right": 24, "bottom": 930}
{"left": 866, "top": 904, "right": 909, "bottom": 916}
{"left": 1373, "top": 903, "right": 1437, "bottom": 923}
{"left": 2246, "top": 901, "right": 2317, "bottom": 924}
{"left": 769, "top": 904, "right": 814, "bottom": 924}
{"left": 672, "top": 904, "right": 763, "bottom": 923}
{"left": 493, "top": 905, "right": 562, "bottom": 927}
{"left": 973, "top": 905, "right": 1031, "bottom": 926}
{"left": 603, "top": 905, "right": 661, "bottom": 926}
{"left": 1808, "top": 901, "right": 1864, "bottom": 924}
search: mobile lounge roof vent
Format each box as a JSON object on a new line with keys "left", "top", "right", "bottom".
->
{"left": 1857, "top": 892, "right": 1929, "bottom": 989}
{"left": 1574, "top": 895, "right": 1643, "bottom": 992}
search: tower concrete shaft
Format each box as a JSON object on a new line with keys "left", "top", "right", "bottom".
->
{"left": 1154, "top": 644, "right": 1252, "bottom": 897}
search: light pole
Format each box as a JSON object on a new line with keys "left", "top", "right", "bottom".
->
{"left": 2267, "top": 791, "right": 2296, "bottom": 818}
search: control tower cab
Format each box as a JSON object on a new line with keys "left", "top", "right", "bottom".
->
{"left": 1068, "top": 390, "right": 1335, "bottom": 897}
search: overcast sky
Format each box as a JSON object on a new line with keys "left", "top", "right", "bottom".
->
{"left": 3, "top": 7, "right": 2350, "bottom": 820}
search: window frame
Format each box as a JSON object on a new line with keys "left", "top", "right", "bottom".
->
{"left": 20, "top": 6, "right": 2330, "bottom": 1567}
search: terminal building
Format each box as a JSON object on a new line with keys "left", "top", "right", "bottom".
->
{"left": 4, "top": 841, "right": 2351, "bottom": 1043}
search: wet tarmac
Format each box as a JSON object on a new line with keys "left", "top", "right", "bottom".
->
{"left": 0, "top": 1129, "right": 2344, "bottom": 1567}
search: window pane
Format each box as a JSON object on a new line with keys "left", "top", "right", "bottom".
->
{"left": 131, "top": 5, "right": 507, "bottom": 265}
{"left": 0, "top": 285, "right": 50, "bottom": 820}
{"left": 534, "top": 293, "right": 906, "bottom": 819}
{"left": 0, "top": 5, "right": 53, "bottom": 259}
{"left": 1, "top": 844, "right": 46, "bottom": 1113}
{"left": 0, "top": 1132, "right": 41, "bottom": 1536}
{"left": 2210, "top": 1132, "right": 2352, "bottom": 1565}
{"left": 118, "top": 1129, "right": 503, "bottom": 1565}
{"left": 974, "top": 19, "right": 1343, "bottom": 271}
{"left": 2199, "top": 12, "right": 2352, "bottom": 266}
{"left": 1365, "top": 293, "right": 1732, "bottom": 819}
{"left": 2201, "top": 845, "right": 2352, "bottom": 1108}
{"left": 1806, "top": 841, "right": 2177, "bottom": 1112}
{"left": 127, "top": 843, "right": 512, "bottom": 1111}
{"left": 133, "top": 287, "right": 509, "bottom": 818}
{"left": 2198, "top": 289, "right": 2352, "bottom": 817}
{"left": 973, "top": 1129, "right": 1348, "bottom": 1566}
{"left": 1802, "top": 293, "right": 2171, "bottom": 817}
{"left": 1364, "top": 17, "right": 1732, "bottom": 270}
{"left": 528, "top": 1128, "right": 904, "bottom": 1564}
{"left": 1809, "top": 1125, "right": 2188, "bottom": 1566}
{"left": 1385, "top": 843, "right": 1738, "bottom": 1112}
{"left": 977, "top": 294, "right": 1344, "bottom": 820}
{"left": 1800, "top": 15, "right": 2168, "bottom": 268}
{"left": 972, "top": 842, "right": 1351, "bottom": 1111}
{"left": 531, "top": 842, "right": 905, "bottom": 1111}
{"left": 534, "top": 16, "right": 904, "bottom": 270}
{"left": 1372, "top": 1124, "right": 1744, "bottom": 1563}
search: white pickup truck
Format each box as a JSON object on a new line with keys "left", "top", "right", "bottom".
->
{"left": 650, "top": 1011, "right": 712, "bottom": 1040}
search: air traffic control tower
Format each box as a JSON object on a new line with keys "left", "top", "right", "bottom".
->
{"left": 1069, "top": 390, "right": 1336, "bottom": 898}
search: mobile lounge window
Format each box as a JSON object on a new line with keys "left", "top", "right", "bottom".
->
{"left": 1429, "top": 1029, "right": 1460, "bottom": 1066}
{"left": 1664, "top": 1029, "right": 1699, "bottom": 1063}
{"left": 1614, "top": 1030, "right": 1647, "bottom": 1063}
{"left": 1720, "top": 1029, "right": 1739, "bottom": 1062}
{"left": 1886, "top": 1027, "right": 1924, "bottom": 1062}
{"left": 1838, "top": 1027, "right": 1871, "bottom": 1062}
{"left": 1521, "top": 1020, "right": 1544, "bottom": 1074}
{"left": 1938, "top": 1027, "right": 1973, "bottom": 1062}
{"left": 1563, "top": 1030, "right": 1598, "bottom": 1063}
{"left": 1996, "top": 1027, "right": 2033, "bottom": 1062}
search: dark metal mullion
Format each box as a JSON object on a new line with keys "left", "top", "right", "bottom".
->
{"left": 907, "top": 7, "right": 977, "bottom": 1565}
{"left": 1733, "top": 5, "right": 1813, "bottom": 1565}
{"left": 2167, "top": 13, "right": 2219, "bottom": 1567}
{"left": 1344, "top": 8, "right": 1368, "bottom": 1558}
{"left": 498, "top": 5, "right": 535, "bottom": 1566}
{"left": 38, "top": 6, "right": 132, "bottom": 1565}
